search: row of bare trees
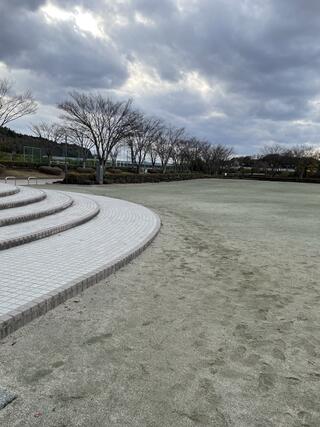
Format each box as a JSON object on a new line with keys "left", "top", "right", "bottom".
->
{"left": 258, "top": 144, "right": 319, "bottom": 178}
{"left": 57, "top": 92, "right": 234, "bottom": 183}
{"left": 233, "top": 144, "right": 320, "bottom": 179}
{"left": 1, "top": 78, "right": 319, "bottom": 182}
{"left": 0, "top": 80, "right": 234, "bottom": 183}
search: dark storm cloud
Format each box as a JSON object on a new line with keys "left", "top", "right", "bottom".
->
{"left": 0, "top": 0, "right": 128, "bottom": 90}
{"left": 1, "top": 0, "right": 320, "bottom": 153}
{"left": 110, "top": 0, "right": 320, "bottom": 110}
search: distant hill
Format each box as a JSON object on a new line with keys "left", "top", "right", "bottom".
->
{"left": 0, "top": 126, "right": 92, "bottom": 159}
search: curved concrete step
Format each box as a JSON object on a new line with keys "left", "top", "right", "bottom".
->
{"left": 0, "top": 191, "right": 73, "bottom": 226}
{"left": 0, "top": 184, "right": 19, "bottom": 198}
{"left": 0, "top": 193, "right": 100, "bottom": 250}
{"left": 0, "top": 187, "right": 46, "bottom": 210}
{"left": 0, "top": 192, "right": 161, "bottom": 338}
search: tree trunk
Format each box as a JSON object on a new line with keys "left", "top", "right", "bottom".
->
{"left": 130, "top": 146, "right": 135, "bottom": 165}
{"left": 96, "top": 160, "right": 105, "bottom": 184}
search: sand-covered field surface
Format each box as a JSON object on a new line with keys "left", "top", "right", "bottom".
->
{"left": 0, "top": 179, "right": 320, "bottom": 426}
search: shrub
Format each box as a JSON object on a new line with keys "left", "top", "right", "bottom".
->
{"left": 63, "top": 171, "right": 213, "bottom": 185}
{"left": 64, "top": 172, "right": 95, "bottom": 185}
{"left": 107, "top": 168, "right": 137, "bottom": 175}
{"left": 147, "top": 168, "right": 162, "bottom": 174}
{"left": 76, "top": 167, "right": 95, "bottom": 174}
{"left": 39, "top": 166, "right": 63, "bottom": 176}
{"left": 0, "top": 160, "right": 48, "bottom": 169}
{"left": 117, "top": 166, "right": 137, "bottom": 173}
{"left": 107, "top": 168, "right": 122, "bottom": 174}
{"left": 103, "top": 172, "right": 212, "bottom": 184}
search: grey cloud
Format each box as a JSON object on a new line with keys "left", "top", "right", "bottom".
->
{"left": 105, "top": 0, "right": 320, "bottom": 131}
{"left": 1, "top": 0, "right": 320, "bottom": 153}
{"left": 0, "top": 0, "right": 45, "bottom": 11}
{"left": 0, "top": 1, "right": 128, "bottom": 90}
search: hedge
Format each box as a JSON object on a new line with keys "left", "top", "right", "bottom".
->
{"left": 76, "top": 167, "right": 95, "bottom": 174}
{"left": 235, "top": 175, "right": 320, "bottom": 184}
{"left": 39, "top": 166, "right": 63, "bottom": 176}
{"left": 63, "top": 171, "right": 213, "bottom": 185}
{"left": 0, "top": 160, "right": 49, "bottom": 169}
{"left": 64, "top": 173, "right": 95, "bottom": 185}
{"left": 0, "top": 160, "right": 86, "bottom": 171}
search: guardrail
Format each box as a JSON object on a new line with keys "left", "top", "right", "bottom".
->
{"left": 5, "top": 176, "right": 17, "bottom": 185}
{"left": 27, "top": 176, "right": 38, "bottom": 185}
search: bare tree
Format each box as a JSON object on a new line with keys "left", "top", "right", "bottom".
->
{"left": 149, "top": 142, "right": 158, "bottom": 168}
{"left": 110, "top": 144, "right": 123, "bottom": 167}
{"left": 155, "top": 125, "right": 185, "bottom": 173}
{"left": 286, "top": 145, "right": 316, "bottom": 179}
{"left": 200, "top": 143, "right": 233, "bottom": 174}
{"left": 259, "top": 144, "right": 285, "bottom": 175}
{"left": 189, "top": 138, "right": 206, "bottom": 171}
{"left": 127, "top": 115, "right": 162, "bottom": 173}
{"left": 171, "top": 137, "right": 203, "bottom": 172}
{"left": 0, "top": 79, "right": 37, "bottom": 127}
{"left": 64, "top": 125, "right": 94, "bottom": 168}
{"left": 31, "top": 122, "right": 64, "bottom": 165}
{"left": 260, "top": 144, "right": 285, "bottom": 157}
{"left": 170, "top": 138, "right": 184, "bottom": 171}
{"left": 198, "top": 141, "right": 212, "bottom": 171}
{"left": 59, "top": 92, "right": 137, "bottom": 184}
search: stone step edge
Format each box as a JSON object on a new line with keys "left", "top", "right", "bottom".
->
{"left": 0, "top": 190, "right": 46, "bottom": 210}
{"left": 0, "top": 212, "right": 161, "bottom": 339}
{"left": 0, "top": 187, "right": 20, "bottom": 198}
{"left": 0, "top": 193, "right": 73, "bottom": 227}
{"left": 0, "top": 199, "right": 100, "bottom": 251}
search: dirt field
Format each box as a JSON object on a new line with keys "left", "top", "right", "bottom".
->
{"left": 0, "top": 179, "right": 320, "bottom": 426}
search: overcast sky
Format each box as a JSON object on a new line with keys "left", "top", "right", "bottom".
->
{"left": 1, "top": 0, "right": 320, "bottom": 154}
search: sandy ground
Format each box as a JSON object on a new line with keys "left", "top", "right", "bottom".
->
{"left": 0, "top": 179, "right": 320, "bottom": 427}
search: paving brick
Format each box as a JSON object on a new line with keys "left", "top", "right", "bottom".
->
{"left": 0, "top": 187, "right": 160, "bottom": 338}
{"left": 0, "top": 190, "right": 72, "bottom": 226}
{"left": 0, "top": 184, "right": 19, "bottom": 198}
{"left": 0, "top": 192, "right": 99, "bottom": 249}
{"left": 0, "top": 186, "right": 45, "bottom": 209}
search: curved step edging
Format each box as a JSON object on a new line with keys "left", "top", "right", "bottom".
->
{"left": 0, "top": 197, "right": 100, "bottom": 250}
{"left": 0, "top": 190, "right": 46, "bottom": 210}
{"left": 0, "top": 193, "right": 73, "bottom": 227}
{"left": 0, "top": 212, "right": 161, "bottom": 339}
{"left": 0, "top": 186, "right": 20, "bottom": 198}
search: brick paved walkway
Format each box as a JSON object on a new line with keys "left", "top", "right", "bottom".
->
{"left": 0, "top": 185, "right": 160, "bottom": 338}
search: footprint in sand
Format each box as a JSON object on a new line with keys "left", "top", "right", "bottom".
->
{"left": 258, "top": 372, "right": 276, "bottom": 392}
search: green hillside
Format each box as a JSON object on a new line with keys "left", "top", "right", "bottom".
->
{"left": 0, "top": 126, "right": 91, "bottom": 160}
